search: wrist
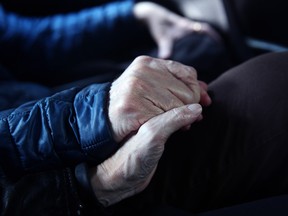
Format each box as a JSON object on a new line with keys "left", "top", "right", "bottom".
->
{"left": 89, "top": 164, "right": 115, "bottom": 207}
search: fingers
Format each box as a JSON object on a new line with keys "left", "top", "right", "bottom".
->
{"left": 155, "top": 59, "right": 212, "bottom": 107}
{"left": 131, "top": 57, "right": 210, "bottom": 108}
{"left": 198, "top": 80, "right": 212, "bottom": 106}
{"left": 157, "top": 38, "right": 173, "bottom": 59}
{"left": 131, "top": 56, "right": 201, "bottom": 105}
{"left": 109, "top": 55, "right": 210, "bottom": 143}
{"left": 162, "top": 59, "right": 201, "bottom": 103}
{"left": 199, "top": 22, "right": 223, "bottom": 42}
{"left": 180, "top": 18, "right": 223, "bottom": 42}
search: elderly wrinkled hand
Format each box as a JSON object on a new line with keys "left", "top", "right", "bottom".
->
{"left": 133, "top": 1, "right": 221, "bottom": 59}
{"left": 108, "top": 55, "right": 211, "bottom": 143}
{"left": 90, "top": 103, "right": 202, "bottom": 206}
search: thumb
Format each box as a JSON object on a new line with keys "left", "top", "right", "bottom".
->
{"left": 157, "top": 38, "right": 173, "bottom": 59}
{"left": 140, "top": 103, "right": 202, "bottom": 143}
{"left": 132, "top": 103, "right": 202, "bottom": 177}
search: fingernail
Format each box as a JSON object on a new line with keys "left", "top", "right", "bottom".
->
{"left": 188, "top": 104, "right": 202, "bottom": 114}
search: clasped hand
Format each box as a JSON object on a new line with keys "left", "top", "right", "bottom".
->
{"left": 90, "top": 56, "right": 211, "bottom": 206}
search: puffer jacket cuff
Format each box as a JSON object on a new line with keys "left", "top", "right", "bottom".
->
{"left": 74, "top": 83, "right": 118, "bottom": 164}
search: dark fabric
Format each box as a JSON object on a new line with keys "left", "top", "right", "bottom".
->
{"left": 0, "top": 164, "right": 114, "bottom": 216}
{"left": 198, "top": 195, "right": 288, "bottom": 216}
{"left": 0, "top": 167, "right": 82, "bottom": 216}
{"left": 73, "top": 31, "right": 234, "bottom": 86}
{"left": 144, "top": 195, "right": 288, "bottom": 216}
{"left": 55, "top": 31, "right": 232, "bottom": 86}
{"left": 110, "top": 51, "right": 288, "bottom": 215}
{"left": 0, "top": 81, "right": 52, "bottom": 110}
{"left": 160, "top": 51, "right": 288, "bottom": 212}
{"left": 0, "top": 0, "right": 230, "bottom": 86}
{"left": 229, "top": 0, "right": 288, "bottom": 47}
{"left": 0, "top": 0, "right": 120, "bottom": 16}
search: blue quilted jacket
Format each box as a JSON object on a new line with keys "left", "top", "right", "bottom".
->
{"left": 0, "top": 0, "right": 142, "bottom": 84}
{"left": 0, "top": 1, "right": 147, "bottom": 214}
{"left": 0, "top": 0, "right": 140, "bottom": 180}
{"left": 0, "top": 78, "right": 118, "bottom": 180}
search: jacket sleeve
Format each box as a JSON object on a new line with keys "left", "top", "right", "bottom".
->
{"left": 0, "top": 0, "right": 142, "bottom": 74}
{"left": 0, "top": 82, "right": 117, "bottom": 180}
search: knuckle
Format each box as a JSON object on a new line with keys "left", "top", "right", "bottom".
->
{"left": 115, "top": 99, "right": 133, "bottom": 115}
{"left": 189, "top": 84, "right": 201, "bottom": 103}
{"left": 182, "top": 91, "right": 196, "bottom": 104}
{"left": 172, "top": 107, "right": 185, "bottom": 120}
{"left": 167, "top": 59, "right": 176, "bottom": 66}
{"left": 166, "top": 60, "right": 184, "bottom": 72}
{"left": 134, "top": 55, "right": 154, "bottom": 65}
{"left": 126, "top": 76, "right": 140, "bottom": 89}
{"left": 190, "top": 66, "right": 198, "bottom": 76}
{"left": 131, "top": 57, "right": 154, "bottom": 75}
{"left": 186, "top": 66, "right": 198, "bottom": 80}
{"left": 114, "top": 92, "right": 137, "bottom": 115}
{"left": 126, "top": 76, "right": 148, "bottom": 95}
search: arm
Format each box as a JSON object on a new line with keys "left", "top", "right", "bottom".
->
{"left": 0, "top": 56, "right": 211, "bottom": 180}
{"left": 0, "top": 1, "right": 142, "bottom": 75}
{"left": 0, "top": 103, "right": 202, "bottom": 215}
{"left": 0, "top": 83, "right": 117, "bottom": 179}
{"left": 0, "top": 100, "right": 201, "bottom": 215}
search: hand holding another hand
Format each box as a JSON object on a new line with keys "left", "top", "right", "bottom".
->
{"left": 89, "top": 55, "right": 211, "bottom": 206}
{"left": 108, "top": 55, "right": 211, "bottom": 142}
{"left": 90, "top": 103, "right": 202, "bottom": 206}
